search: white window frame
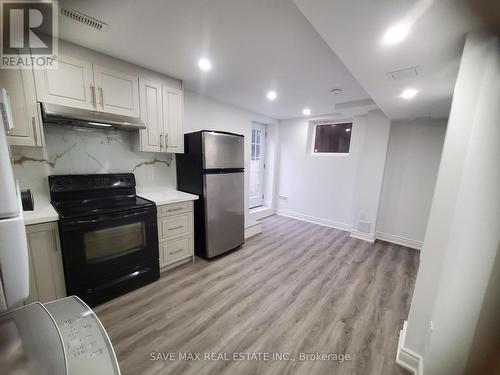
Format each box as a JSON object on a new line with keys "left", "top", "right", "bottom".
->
{"left": 308, "top": 119, "right": 353, "bottom": 156}
{"left": 249, "top": 122, "right": 267, "bottom": 208}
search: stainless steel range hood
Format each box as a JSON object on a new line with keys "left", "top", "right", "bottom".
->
{"left": 41, "top": 103, "right": 146, "bottom": 131}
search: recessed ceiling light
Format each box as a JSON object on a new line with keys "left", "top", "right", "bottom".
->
{"left": 198, "top": 58, "right": 212, "bottom": 71}
{"left": 383, "top": 23, "right": 410, "bottom": 45}
{"left": 302, "top": 108, "right": 311, "bottom": 116}
{"left": 267, "top": 90, "right": 277, "bottom": 101}
{"left": 400, "top": 88, "right": 418, "bottom": 99}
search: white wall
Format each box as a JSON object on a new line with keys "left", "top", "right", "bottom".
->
{"left": 183, "top": 90, "right": 279, "bottom": 221}
{"left": 12, "top": 124, "right": 175, "bottom": 201}
{"left": 350, "top": 110, "right": 391, "bottom": 239}
{"left": 276, "top": 110, "right": 390, "bottom": 235}
{"left": 376, "top": 119, "right": 446, "bottom": 248}
{"left": 401, "top": 32, "right": 500, "bottom": 375}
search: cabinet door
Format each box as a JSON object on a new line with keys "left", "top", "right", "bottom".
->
{"left": 1, "top": 68, "right": 44, "bottom": 146}
{"left": 93, "top": 65, "right": 140, "bottom": 117}
{"left": 160, "top": 235, "right": 193, "bottom": 267}
{"left": 162, "top": 86, "right": 184, "bottom": 153}
{"left": 138, "top": 79, "right": 162, "bottom": 152}
{"left": 33, "top": 54, "right": 95, "bottom": 110}
{"left": 24, "top": 222, "right": 66, "bottom": 304}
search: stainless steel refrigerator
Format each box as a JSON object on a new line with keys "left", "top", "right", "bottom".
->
{"left": 176, "top": 131, "right": 245, "bottom": 258}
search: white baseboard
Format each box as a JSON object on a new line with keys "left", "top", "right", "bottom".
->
{"left": 376, "top": 232, "right": 422, "bottom": 250}
{"left": 396, "top": 321, "right": 424, "bottom": 375}
{"left": 276, "top": 209, "right": 351, "bottom": 232}
{"left": 275, "top": 210, "right": 422, "bottom": 249}
{"left": 349, "top": 230, "right": 375, "bottom": 242}
{"left": 245, "top": 220, "right": 262, "bottom": 239}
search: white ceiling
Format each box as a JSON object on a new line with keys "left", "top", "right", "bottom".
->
{"left": 58, "top": 0, "right": 375, "bottom": 120}
{"left": 293, "top": 0, "right": 479, "bottom": 120}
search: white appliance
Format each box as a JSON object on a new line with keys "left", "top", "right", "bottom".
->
{"left": 0, "top": 296, "right": 121, "bottom": 375}
{"left": 0, "top": 87, "right": 29, "bottom": 310}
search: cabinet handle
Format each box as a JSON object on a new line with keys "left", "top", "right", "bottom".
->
{"left": 90, "top": 85, "right": 96, "bottom": 107}
{"left": 31, "top": 117, "right": 38, "bottom": 145}
{"left": 167, "top": 207, "right": 183, "bottom": 212}
{"left": 159, "top": 133, "right": 163, "bottom": 149}
{"left": 98, "top": 87, "right": 104, "bottom": 108}
{"left": 169, "top": 248, "right": 184, "bottom": 255}
{"left": 165, "top": 133, "right": 169, "bottom": 149}
{"left": 168, "top": 225, "right": 184, "bottom": 231}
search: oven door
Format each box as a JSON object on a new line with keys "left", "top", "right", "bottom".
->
{"left": 59, "top": 207, "right": 159, "bottom": 304}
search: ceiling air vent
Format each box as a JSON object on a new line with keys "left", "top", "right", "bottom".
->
{"left": 61, "top": 8, "right": 108, "bottom": 31}
{"left": 387, "top": 66, "right": 418, "bottom": 80}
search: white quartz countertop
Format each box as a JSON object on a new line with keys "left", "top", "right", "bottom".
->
{"left": 23, "top": 199, "right": 59, "bottom": 226}
{"left": 21, "top": 188, "right": 198, "bottom": 226}
{"left": 137, "top": 188, "right": 199, "bottom": 206}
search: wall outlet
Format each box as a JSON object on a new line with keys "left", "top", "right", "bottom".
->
{"left": 278, "top": 195, "right": 288, "bottom": 201}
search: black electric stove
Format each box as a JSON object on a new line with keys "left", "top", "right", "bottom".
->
{"left": 49, "top": 174, "right": 160, "bottom": 306}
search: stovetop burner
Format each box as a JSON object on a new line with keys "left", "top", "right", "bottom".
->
{"left": 52, "top": 194, "right": 154, "bottom": 219}
{"left": 49, "top": 173, "right": 155, "bottom": 219}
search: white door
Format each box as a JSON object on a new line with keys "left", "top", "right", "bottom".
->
{"left": 249, "top": 123, "right": 266, "bottom": 208}
{"left": 163, "top": 86, "right": 184, "bottom": 153}
{"left": 33, "top": 54, "right": 95, "bottom": 110}
{"left": 93, "top": 65, "right": 140, "bottom": 117}
{"left": 138, "top": 79, "right": 162, "bottom": 152}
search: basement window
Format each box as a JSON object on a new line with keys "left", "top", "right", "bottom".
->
{"left": 313, "top": 122, "right": 352, "bottom": 154}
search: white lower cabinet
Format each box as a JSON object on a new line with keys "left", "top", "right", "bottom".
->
{"left": 157, "top": 201, "right": 194, "bottom": 269}
{"left": 24, "top": 222, "right": 66, "bottom": 304}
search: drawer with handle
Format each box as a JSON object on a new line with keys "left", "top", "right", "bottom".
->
{"left": 158, "top": 201, "right": 192, "bottom": 218}
{"left": 159, "top": 213, "right": 192, "bottom": 241}
{"left": 161, "top": 235, "right": 193, "bottom": 266}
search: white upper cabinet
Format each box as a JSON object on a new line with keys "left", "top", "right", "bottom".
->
{"left": 1, "top": 68, "right": 44, "bottom": 147}
{"left": 163, "top": 86, "right": 184, "bottom": 153}
{"left": 138, "top": 78, "right": 162, "bottom": 152}
{"left": 33, "top": 54, "right": 95, "bottom": 110}
{"left": 93, "top": 65, "right": 140, "bottom": 117}
{"left": 135, "top": 81, "right": 184, "bottom": 154}
{"left": 34, "top": 55, "right": 140, "bottom": 117}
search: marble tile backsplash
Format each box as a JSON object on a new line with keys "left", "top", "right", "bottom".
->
{"left": 11, "top": 123, "right": 176, "bottom": 198}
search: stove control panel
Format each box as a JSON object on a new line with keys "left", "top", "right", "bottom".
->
{"left": 44, "top": 296, "right": 120, "bottom": 375}
{"left": 49, "top": 173, "right": 135, "bottom": 193}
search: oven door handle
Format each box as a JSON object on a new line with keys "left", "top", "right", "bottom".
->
{"left": 62, "top": 208, "right": 153, "bottom": 227}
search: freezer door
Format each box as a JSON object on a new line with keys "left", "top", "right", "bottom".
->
{"left": 204, "top": 172, "right": 244, "bottom": 257}
{"left": 202, "top": 131, "right": 244, "bottom": 169}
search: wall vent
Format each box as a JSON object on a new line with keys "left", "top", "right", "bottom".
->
{"left": 61, "top": 8, "right": 108, "bottom": 31}
{"left": 387, "top": 66, "right": 418, "bottom": 80}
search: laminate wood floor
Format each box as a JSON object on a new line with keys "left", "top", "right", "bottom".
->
{"left": 95, "top": 215, "right": 419, "bottom": 375}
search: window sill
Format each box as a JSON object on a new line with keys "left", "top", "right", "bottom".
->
{"left": 310, "top": 152, "right": 350, "bottom": 157}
